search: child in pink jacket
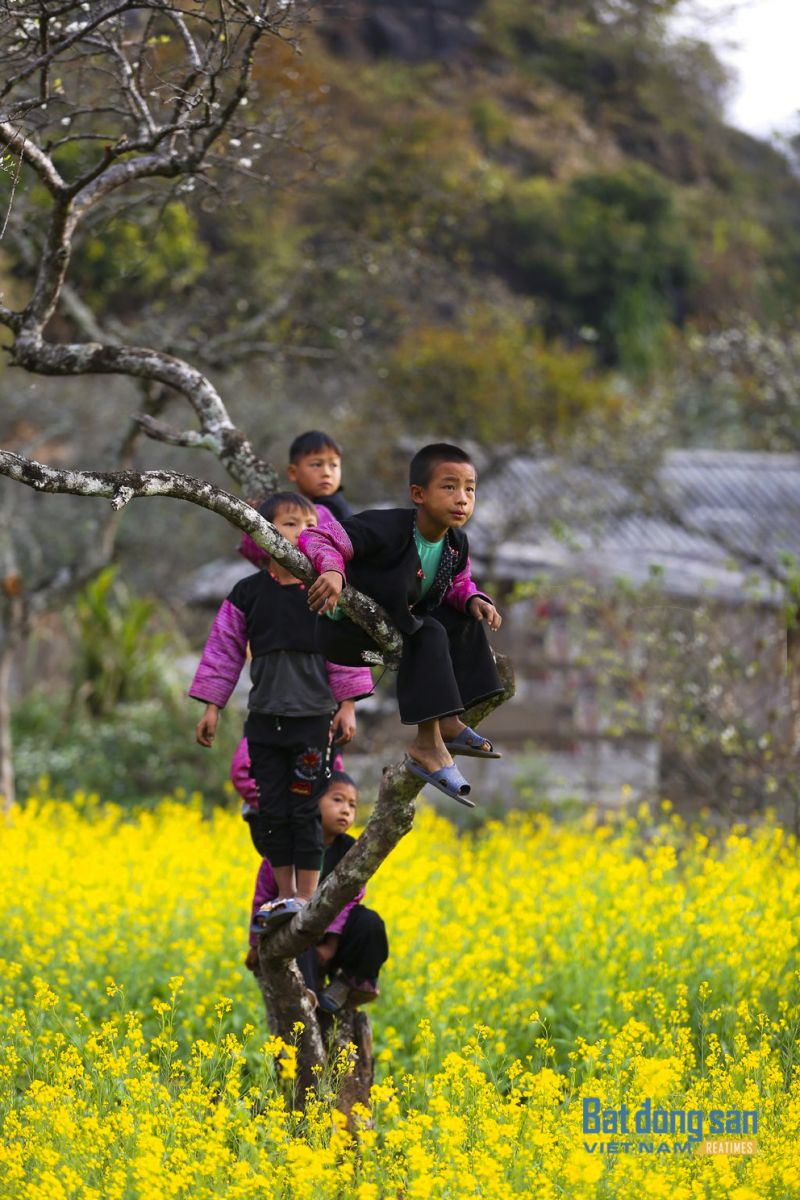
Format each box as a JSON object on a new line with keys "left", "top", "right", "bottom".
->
{"left": 190, "top": 492, "right": 372, "bottom": 931}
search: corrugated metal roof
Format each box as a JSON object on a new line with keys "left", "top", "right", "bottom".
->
{"left": 183, "top": 451, "right": 800, "bottom": 608}
{"left": 469, "top": 450, "right": 800, "bottom": 602}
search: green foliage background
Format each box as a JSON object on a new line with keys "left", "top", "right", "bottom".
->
{"left": 5, "top": 0, "right": 797, "bottom": 467}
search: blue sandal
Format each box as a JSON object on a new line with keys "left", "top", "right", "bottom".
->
{"left": 444, "top": 726, "right": 501, "bottom": 759}
{"left": 405, "top": 759, "right": 475, "bottom": 807}
{"left": 251, "top": 897, "right": 306, "bottom": 935}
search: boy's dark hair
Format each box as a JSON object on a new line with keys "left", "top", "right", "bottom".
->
{"left": 409, "top": 443, "right": 475, "bottom": 488}
{"left": 289, "top": 430, "right": 342, "bottom": 463}
{"left": 258, "top": 491, "right": 316, "bottom": 524}
{"left": 328, "top": 770, "right": 357, "bottom": 791}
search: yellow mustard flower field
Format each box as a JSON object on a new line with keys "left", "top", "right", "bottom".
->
{"left": 2, "top": 790, "right": 800, "bottom": 1199}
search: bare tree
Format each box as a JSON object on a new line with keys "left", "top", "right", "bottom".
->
{"left": 0, "top": 2, "right": 514, "bottom": 1105}
{"left": 0, "top": 447, "right": 514, "bottom": 1108}
{"left": 0, "top": 0, "right": 311, "bottom": 495}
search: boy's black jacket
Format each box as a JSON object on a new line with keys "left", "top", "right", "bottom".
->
{"left": 341, "top": 507, "right": 469, "bottom": 635}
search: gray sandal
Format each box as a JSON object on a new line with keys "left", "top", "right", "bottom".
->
{"left": 405, "top": 758, "right": 475, "bottom": 807}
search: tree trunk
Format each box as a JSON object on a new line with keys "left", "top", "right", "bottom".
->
{"left": 252, "top": 656, "right": 516, "bottom": 1110}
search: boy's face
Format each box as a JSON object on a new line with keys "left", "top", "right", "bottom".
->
{"left": 410, "top": 460, "right": 477, "bottom": 530}
{"left": 271, "top": 504, "right": 317, "bottom": 548}
{"left": 287, "top": 448, "right": 342, "bottom": 500}
{"left": 319, "top": 781, "right": 357, "bottom": 838}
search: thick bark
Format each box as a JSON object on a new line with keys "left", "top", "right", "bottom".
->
{"left": 339, "top": 1011, "right": 375, "bottom": 1119}
{"left": 253, "top": 958, "right": 327, "bottom": 1104}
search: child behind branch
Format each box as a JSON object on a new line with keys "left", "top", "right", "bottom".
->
{"left": 239, "top": 430, "right": 353, "bottom": 570}
{"left": 190, "top": 492, "right": 372, "bottom": 928}
{"left": 287, "top": 429, "right": 353, "bottom": 523}
{"left": 243, "top": 765, "right": 389, "bottom": 1012}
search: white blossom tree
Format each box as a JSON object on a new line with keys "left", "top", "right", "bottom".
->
{"left": 0, "top": 0, "right": 513, "bottom": 1107}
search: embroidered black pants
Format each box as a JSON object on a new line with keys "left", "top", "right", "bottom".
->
{"left": 245, "top": 712, "right": 331, "bottom": 870}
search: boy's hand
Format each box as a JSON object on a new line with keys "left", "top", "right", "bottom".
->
{"left": 196, "top": 704, "right": 220, "bottom": 747}
{"left": 331, "top": 700, "right": 356, "bottom": 745}
{"left": 467, "top": 596, "right": 502, "bottom": 631}
{"left": 307, "top": 570, "right": 344, "bottom": 616}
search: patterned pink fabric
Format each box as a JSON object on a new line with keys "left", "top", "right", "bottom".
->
{"left": 231, "top": 736, "right": 258, "bottom": 811}
{"left": 444, "top": 556, "right": 491, "bottom": 613}
{"left": 238, "top": 502, "right": 338, "bottom": 568}
{"left": 189, "top": 599, "right": 248, "bottom": 708}
{"left": 327, "top": 660, "right": 373, "bottom": 703}
{"left": 314, "top": 504, "right": 337, "bottom": 528}
{"left": 298, "top": 521, "right": 353, "bottom": 578}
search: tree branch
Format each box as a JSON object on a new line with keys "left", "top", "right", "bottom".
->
{"left": 0, "top": 450, "right": 402, "bottom": 662}
{"left": 134, "top": 415, "right": 219, "bottom": 450}
{"left": 0, "top": 2, "right": 142, "bottom": 105}
{"left": 6, "top": 333, "right": 277, "bottom": 496}
{"left": 0, "top": 122, "right": 67, "bottom": 196}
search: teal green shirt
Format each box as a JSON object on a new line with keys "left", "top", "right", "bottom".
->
{"left": 413, "top": 527, "right": 445, "bottom": 599}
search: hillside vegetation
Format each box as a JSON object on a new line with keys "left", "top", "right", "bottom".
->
{"left": 4, "top": 0, "right": 799, "bottom": 484}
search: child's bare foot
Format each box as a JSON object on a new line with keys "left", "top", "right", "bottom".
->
{"left": 407, "top": 739, "right": 453, "bottom": 775}
{"left": 408, "top": 715, "right": 463, "bottom": 772}
{"left": 406, "top": 718, "right": 475, "bottom": 806}
{"left": 439, "top": 716, "right": 467, "bottom": 741}
{"left": 440, "top": 716, "right": 499, "bottom": 758}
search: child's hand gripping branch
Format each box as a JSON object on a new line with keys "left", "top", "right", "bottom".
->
{"left": 307, "top": 569, "right": 343, "bottom": 617}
